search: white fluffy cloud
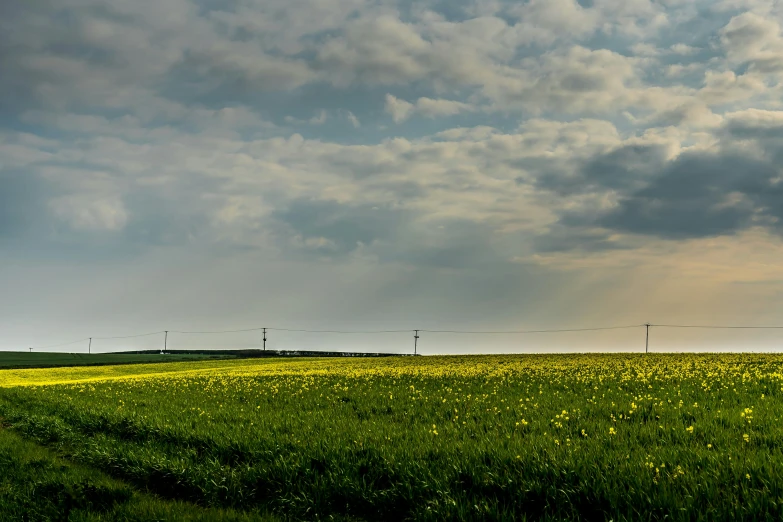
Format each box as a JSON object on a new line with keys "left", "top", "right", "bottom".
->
{"left": 721, "top": 12, "right": 783, "bottom": 73}
{"left": 384, "top": 95, "right": 415, "bottom": 123}
{"left": 385, "top": 94, "right": 474, "bottom": 122}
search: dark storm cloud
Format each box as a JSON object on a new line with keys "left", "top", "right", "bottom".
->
{"left": 723, "top": 118, "right": 783, "bottom": 142}
{"left": 0, "top": 40, "right": 61, "bottom": 119}
{"left": 0, "top": 1, "right": 137, "bottom": 119}
{"left": 534, "top": 143, "right": 668, "bottom": 196}
{"left": 581, "top": 144, "right": 669, "bottom": 191}
{"left": 532, "top": 225, "right": 634, "bottom": 253}
{"left": 598, "top": 197, "right": 750, "bottom": 239}
{"left": 550, "top": 150, "right": 782, "bottom": 242}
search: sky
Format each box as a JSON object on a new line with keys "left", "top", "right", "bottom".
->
{"left": 2, "top": 0, "right": 783, "bottom": 354}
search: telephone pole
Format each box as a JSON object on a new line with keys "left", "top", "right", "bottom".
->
{"left": 88, "top": 337, "right": 92, "bottom": 355}
{"left": 262, "top": 328, "right": 267, "bottom": 351}
{"left": 164, "top": 331, "right": 168, "bottom": 354}
{"left": 645, "top": 323, "right": 650, "bottom": 354}
{"left": 414, "top": 330, "right": 419, "bottom": 355}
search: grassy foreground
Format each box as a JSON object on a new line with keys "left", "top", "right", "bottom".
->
{"left": 1, "top": 354, "right": 782, "bottom": 521}
{"left": 0, "top": 424, "right": 274, "bottom": 521}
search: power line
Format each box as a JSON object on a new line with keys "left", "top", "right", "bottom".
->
{"left": 178, "top": 324, "right": 646, "bottom": 335}
{"left": 269, "top": 327, "right": 412, "bottom": 334}
{"left": 170, "top": 326, "right": 411, "bottom": 334}
{"left": 92, "top": 331, "right": 166, "bottom": 340}
{"left": 418, "top": 324, "right": 645, "bottom": 334}
{"left": 22, "top": 322, "right": 783, "bottom": 353}
{"left": 30, "top": 337, "right": 90, "bottom": 350}
{"left": 168, "top": 327, "right": 266, "bottom": 334}
{"left": 29, "top": 331, "right": 165, "bottom": 350}
{"left": 650, "top": 324, "right": 783, "bottom": 329}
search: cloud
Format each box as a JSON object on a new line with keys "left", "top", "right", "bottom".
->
{"left": 720, "top": 12, "right": 783, "bottom": 73}
{"left": 0, "top": 0, "right": 202, "bottom": 117}
{"left": 532, "top": 224, "right": 635, "bottom": 253}
{"left": 505, "top": 0, "right": 602, "bottom": 45}
{"left": 522, "top": 108, "right": 783, "bottom": 248}
{"left": 1, "top": 0, "right": 775, "bottom": 125}
{"left": 4, "top": 0, "right": 783, "bottom": 348}
{"left": 723, "top": 107, "right": 783, "bottom": 137}
{"left": 642, "top": 102, "right": 723, "bottom": 129}
{"left": 696, "top": 69, "right": 769, "bottom": 106}
{"left": 385, "top": 94, "right": 415, "bottom": 123}
{"left": 168, "top": 46, "right": 316, "bottom": 100}
{"left": 415, "top": 97, "right": 475, "bottom": 117}
{"left": 310, "top": 110, "right": 328, "bottom": 125}
{"left": 48, "top": 196, "right": 129, "bottom": 231}
{"left": 0, "top": 168, "right": 50, "bottom": 240}
{"left": 315, "top": 16, "right": 434, "bottom": 86}
{"left": 271, "top": 198, "right": 415, "bottom": 257}
{"left": 385, "top": 94, "right": 474, "bottom": 122}
{"left": 4, "top": 98, "right": 782, "bottom": 265}
{"left": 548, "top": 149, "right": 781, "bottom": 242}
{"left": 485, "top": 46, "right": 657, "bottom": 114}
{"left": 670, "top": 43, "right": 698, "bottom": 55}
{"left": 345, "top": 111, "right": 361, "bottom": 128}
{"left": 551, "top": 143, "right": 671, "bottom": 195}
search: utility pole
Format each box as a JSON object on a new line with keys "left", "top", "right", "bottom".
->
{"left": 88, "top": 337, "right": 92, "bottom": 355}
{"left": 645, "top": 323, "right": 650, "bottom": 354}
{"left": 164, "top": 331, "right": 168, "bottom": 354}
{"left": 29, "top": 347, "right": 32, "bottom": 353}
{"left": 262, "top": 328, "right": 267, "bottom": 351}
{"left": 414, "top": 330, "right": 419, "bottom": 355}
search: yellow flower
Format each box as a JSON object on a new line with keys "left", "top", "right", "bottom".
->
{"left": 686, "top": 426, "right": 694, "bottom": 433}
{"left": 609, "top": 427, "right": 616, "bottom": 435}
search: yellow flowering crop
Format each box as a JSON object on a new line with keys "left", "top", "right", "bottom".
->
{"left": 0, "top": 353, "right": 781, "bottom": 520}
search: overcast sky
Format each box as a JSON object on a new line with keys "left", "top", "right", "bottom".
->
{"left": 2, "top": 0, "right": 783, "bottom": 354}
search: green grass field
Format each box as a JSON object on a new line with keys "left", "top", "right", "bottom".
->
{"left": 0, "top": 427, "right": 276, "bottom": 521}
{"left": 0, "top": 351, "right": 234, "bottom": 369}
{"left": 1, "top": 354, "right": 782, "bottom": 521}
